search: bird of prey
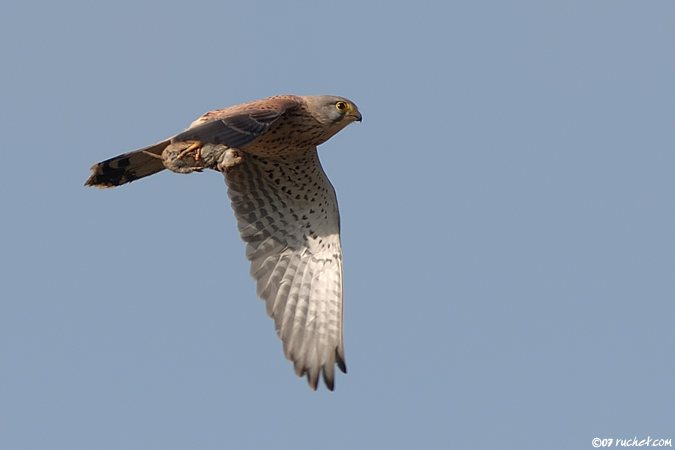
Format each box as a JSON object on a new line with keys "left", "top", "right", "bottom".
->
{"left": 85, "top": 95, "right": 361, "bottom": 391}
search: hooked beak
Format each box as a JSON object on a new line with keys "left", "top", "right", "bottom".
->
{"left": 348, "top": 109, "right": 362, "bottom": 122}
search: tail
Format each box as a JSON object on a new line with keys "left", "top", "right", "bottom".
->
{"left": 85, "top": 139, "right": 171, "bottom": 188}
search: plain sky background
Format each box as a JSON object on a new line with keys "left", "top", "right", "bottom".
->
{"left": 1, "top": 1, "right": 674, "bottom": 449}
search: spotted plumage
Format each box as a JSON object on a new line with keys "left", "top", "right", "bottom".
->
{"left": 85, "top": 95, "right": 361, "bottom": 390}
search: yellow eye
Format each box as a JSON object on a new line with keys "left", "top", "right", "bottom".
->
{"left": 335, "top": 101, "right": 348, "bottom": 111}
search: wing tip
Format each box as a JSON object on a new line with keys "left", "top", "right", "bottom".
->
{"left": 293, "top": 348, "right": 346, "bottom": 391}
{"left": 336, "top": 348, "right": 347, "bottom": 374}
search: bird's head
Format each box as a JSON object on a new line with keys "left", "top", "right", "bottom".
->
{"left": 302, "top": 95, "right": 362, "bottom": 141}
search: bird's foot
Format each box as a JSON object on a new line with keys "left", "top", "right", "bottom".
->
{"left": 162, "top": 141, "right": 207, "bottom": 174}
{"left": 176, "top": 141, "right": 202, "bottom": 161}
{"left": 162, "top": 142, "right": 241, "bottom": 174}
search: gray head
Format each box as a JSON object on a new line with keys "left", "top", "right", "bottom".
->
{"left": 301, "top": 95, "right": 362, "bottom": 132}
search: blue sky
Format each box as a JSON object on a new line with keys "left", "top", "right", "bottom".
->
{"left": 1, "top": 1, "right": 674, "bottom": 449}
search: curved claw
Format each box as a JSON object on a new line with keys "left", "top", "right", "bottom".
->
{"left": 176, "top": 141, "right": 202, "bottom": 161}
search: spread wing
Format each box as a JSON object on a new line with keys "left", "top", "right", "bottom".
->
{"left": 85, "top": 96, "right": 301, "bottom": 188}
{"left": 173, "top": 96, "right": 300, "bottom": 148}
{"left": 225, "top": 147, "right": 346, "bottom": 390}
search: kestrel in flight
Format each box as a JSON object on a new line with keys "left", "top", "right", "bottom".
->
{"left": 85, "top": 95, "right": 362, "bottom": 390}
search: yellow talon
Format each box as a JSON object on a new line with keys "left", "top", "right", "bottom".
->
{"left": 176, "top": 141, "right": 203, "bottom": 161}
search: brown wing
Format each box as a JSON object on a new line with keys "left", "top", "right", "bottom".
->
{"left": 173, "top": 96, "right": 302, "bottom": 149}
{"left": 85, "top": 96, "right": 302, "bottom": 188}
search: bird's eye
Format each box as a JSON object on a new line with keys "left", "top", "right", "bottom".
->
{"left": 335, "top": 101, "right": 348, "bottom": 111}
